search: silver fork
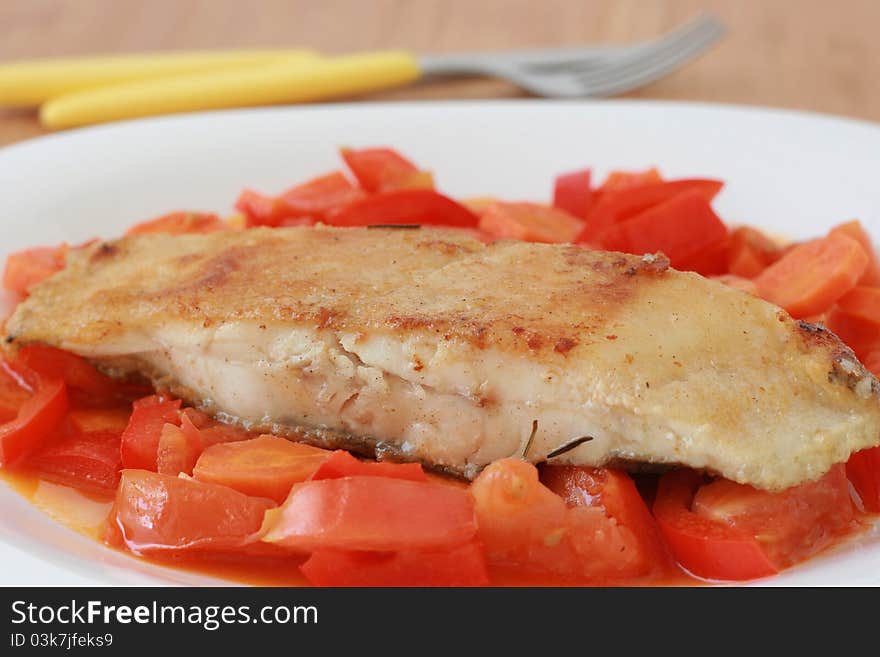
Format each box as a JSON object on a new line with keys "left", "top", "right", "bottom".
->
{"left": 418, "top": 13, "right": 726, "bottom": 98}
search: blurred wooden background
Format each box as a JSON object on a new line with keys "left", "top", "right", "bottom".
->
{"left": 1, "top": 0, "right": 878, "bottom": 145}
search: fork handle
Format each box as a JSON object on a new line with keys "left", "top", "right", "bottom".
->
{"left": 0, "top": 49, "right": 321, "bottom": 106}
{"left": 40, "top": 52, "right": 422, "bottom": 129}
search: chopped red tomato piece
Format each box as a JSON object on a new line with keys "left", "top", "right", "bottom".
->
{"left": 325, "top": 189, "right": 479, "bottom": 228}
{"left": 156, "top": 422, "right": 203, "bottom": 477}
{"left": 471, "top": 458, "right": 660, "bottom": 579}
{"left": 340, "top": 147, "right": 422, "bottom": 193}
{"left": 541, "top": 465, "right": 671, "bottom": 574}
{"left": 479, "top": 201, "right": 584, "bottom": 243}
{"left": 826, "top": 286, "right": 880, "bottom": 360}
{"left": 68, "top": 408, "right": 131, "bottom": 435}
{"left": 579, "top": 179, "right": 723, "bottom": 241}
{"left": 262, "top": 476, "right": 476, "bottom": 551}
{"left": 112, "top": 469, "right": 275, "bottom": 553}
{"left": 653, "top": 469, "right": 777, "bottom": 581}
{"left": 552, "top": 169, "right": 593, "bottom": 220}
{"left": 0, "top": 359, "right": 32, "bottom": 424}
{"left": 125, "top": 212, "right": 227, "bottom": 235}
{"left": 726, "top": 226, "right": 782, "bottom": 278}
{"left": 597, "top": 190, "right": 729, "bottom": 268}
{"left": 193, "top": 435, "right": 329, "bottom": 503}
{"left": 310, "top": 449, "right": 426, "bottom": 482}
{"left": 2, "top": 245, "right": 68, "bottom": 296}
{"left": 301, "top": 540, "right": 489, "bottom": 587}
{"left": 236, "top": 172, "right": 364, "bottom": 227}
{"left": 846, "top": 446, "right": 880, "bottom": 512}
{"left": 755, "top": 234, "right": 869, "bottom": 318}
{"left": 676, "top": 235, "right": 730, "bottom": 276}
{"left": 26, "top": 428, "right": 122, "bottom": 494}
{"left": 600, "top": 168, "right": 662, "bottom": 192}
{"left": 234, "top": 189, "right": 291, "bottom": 227}
{"left": 829, "top": 220, "right": 880, "bottom": 286}
{"left": 691, "top": 465, "right": 854, "bottom": 569}
{"left": 0, "top": 362, "right": 68, "bottom": 467}
{"left": 15, "top": 345, "right": 121, "bottom": 403}
{"left": 119, "top": 395, "right": 182, "bottom": 471}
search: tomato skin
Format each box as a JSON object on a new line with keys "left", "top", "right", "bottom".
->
{"left": 340, "top": 147, "right": 420, "bottom": 193}
{"left": 552, "top": 169, "right": 593, "bottom": 220}
{"left": 2, "top": 245, "right": 67, "bottom": 296}
{"left": 478, "top": 201, "right": 584, "bottom": 243}
{"left": 691, "top": 465, "right": 854, "bottom": 569}
{"left": 26, "top": 428, "right": 122, "bottom": 493}
{"left": 309, "top": 449, "right": 426, "bottom": 482}
{"left": 471, "top": 459, "right": 657, "bottom": 579}
{"left": 541, "top": 465, "right": 672, "bottom": 574}
{"left": 262, "top": 476, "right": 477, "bottom": 552}
{"left": 846, "top": 446, "right": 880, "bottom": 512}
{"left": 119, "top": 395, "right": 182, "bottom": 471}
{"left": 301, "top": 540, "right": 490, "bottom": 587}
{"left": 193, "top": 435, "right": 329, "bottom": 503}
{"left": 577, "top": 178, "right": 723, "bottom": 241}
{"left": 597, "top": 191, "right": 729, "bottom": 268}
{"left": 156, "top": 422, "right": 203, "bottom": 477}
{"left": 0, "top": 365, "right": 68, "bottom": 467}
{"left": 113, "top": 469, "right": 275, "bottom": 553}
{"left": 653, "top": 469, "right": 777, "bottom": 581}
{"left": 125, "top": 211, "right": 227, "bottom": 235}
{"left": 325, "top": 189, "right": 479, "bottom": 228}
{"left": 15, "top": 345, "right": 122, "bottom": 404}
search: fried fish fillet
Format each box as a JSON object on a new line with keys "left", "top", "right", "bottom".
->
{"left": 5, "top": 225, "right": 880, "bottom": 489}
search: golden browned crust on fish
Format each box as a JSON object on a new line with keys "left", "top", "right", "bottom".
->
{"left": 6, "top": 225, "right": 880, "bottom": 489}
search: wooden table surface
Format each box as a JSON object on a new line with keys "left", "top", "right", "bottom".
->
{"left": 1, "top": 0, "right": 879, "bottom": 147}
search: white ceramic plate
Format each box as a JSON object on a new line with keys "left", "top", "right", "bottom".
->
{"left": 0, "top": 100, "right": 878, "bottom": 586}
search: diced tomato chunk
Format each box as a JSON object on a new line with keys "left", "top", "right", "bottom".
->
{"left": 156, "top": 422, "right": 203, "bottom": 477}
{"left": 578, "top": 178, "right": 723, "bottom": 241}
{"left": 68, "top": 408, "right": 131, "bottom": 435}
{"left": 846, "top": 446, "right": 880, "bottom": 512}
{"left": 600, "top": 168, "right": 662, "bottom": 192}
{"left": 0, "top": 361, "right": 68, "bottom": 467}
{"left": 236, "top": 171, "right": 364, "bottom": 227}
{"left": 552, "top": 169, "right": 593, "bottom": 220}
{"left": 726, "top": 226, "right": 782, "bottom": 278}
{"left": 471, "top": 459, "right": 660, "bottom": 579}
{"left": 691, "top": 465, "right": 854, "bottom": 568}
{"left": 301, "top": 540, "right": 489, "bottom": 587}
{"left": 119, "top": 395, "right": 182, "bottom": 471}
{"left": 15, "top": 345, "right": 120, "bottom": 403}
{"left": 193, "top": 435, "right": 329, "bottom": 503}
{"left": 653, "top": 469, "right": 777, "bottom": 581}
{"left": 479, "top": 201, "right": 584, "bottom": 243}
{"left": 2, "top": 245, "right": 68, "bottom": 296}
{"left": 310, "top": 449, "right": 426, "bottom": 482}
{"left": 0, "top": 359, "right": 32, "bottom": 424}
{"left": 325, "top": 189, "right": 479, "bottom": 228}
{"left": 112, "top": 469, "right": 275, "bottom": 553}
{"left": 262, "top": 476, "right": 476, "bottom": 552}
{"left": 541, "top": 465, "right": 671, "bottom": 574}
{"left": 340, "top": 147, "right": 422, "bottom": 193}
{"left": 597, "top": 191, "right": 729, "bottom": 268}
{"left": 826, "top": 286, "right": 880, "bottom": 359}
{"left": 125, "top": 212, "right": 227, "bottom": 235}
{"left": 26, "top": 428, "right": 122, "bottom": 494}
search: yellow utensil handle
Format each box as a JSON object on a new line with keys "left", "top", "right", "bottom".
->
{"left": 0, "top": 50, "right": 317, "bottom": 106}
{"left": 40, "top": 52, "right": 422, "bottom": 129}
